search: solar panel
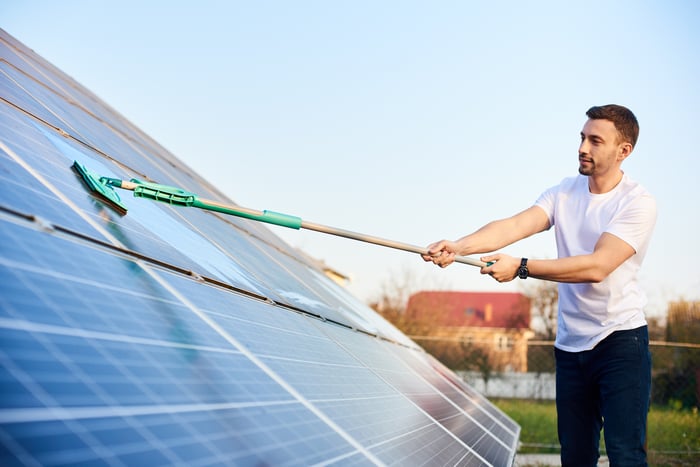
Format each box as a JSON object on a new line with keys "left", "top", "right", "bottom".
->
{"left": 0, "top": 28, "right": 519, "bottom": 466}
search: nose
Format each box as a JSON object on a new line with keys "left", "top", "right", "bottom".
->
{"left": 579, "top": 138, "right": 589, "bottom": 155}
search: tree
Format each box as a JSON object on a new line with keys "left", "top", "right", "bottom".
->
{"left": 646, "top": 315, "right": 666, "bottom": 341}
{"left": 652, "top": 300, "right": 700, "bottom": 408}
{"left": 459, "top": 342, "right": 494, "bottom": 390}
{"left": 369, "top": 266, "right": 447, "bottom": 337}
{"left": 526, "top": 280, "right": 559, "bottom": 340}
{"left": 522, "top": 281, "right": 558, "bottom": 373}
{"left": 666, "top": 300, "right": 700, "bottom": 344}
{"left": 370, "top": 268, "right": 428, "bottom": 338}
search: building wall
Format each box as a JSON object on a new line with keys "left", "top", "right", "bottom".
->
{"left": 432, "top": 326, "right": 534, "bottom": 372}
{"left": 458, "top": 371, "right": 557, "bottom": 400}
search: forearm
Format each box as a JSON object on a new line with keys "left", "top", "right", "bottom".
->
{"left": 425, "top": 206, "right": 550, "bottom": 268}
{"left": 455, "top": 217, "right": 533, "bottom": 255}
{"left": 527, "top": 232, "right": 635, "bottom": 283}
{"left": 482, "top": 231, "right": 636, "bottom": 284}
{"left": 528, "top": 256, "right": 612, "bottom": 283}
{"left": 455, "top": 206, "right": 550, "bottom": 255}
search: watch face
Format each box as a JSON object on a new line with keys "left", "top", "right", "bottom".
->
{"left": 518, "top": 258, "right": 528, "bottom": 279}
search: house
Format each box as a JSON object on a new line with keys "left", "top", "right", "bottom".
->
{"left": 406, "top": 291, "right": 534, "bottom": 372}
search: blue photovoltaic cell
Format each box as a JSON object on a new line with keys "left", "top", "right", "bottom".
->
{"left": 0, "top": 236, "right": 361, "bottom": 464}
{"left": 318, "top": 322, "right": 517, "bottom": 466}
{"left": 0, "top": 28, "right": 519, "bottom": 466}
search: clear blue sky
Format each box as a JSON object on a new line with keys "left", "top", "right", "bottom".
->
{"left": 4, "top": 0, "right": 699, "bottom": 317}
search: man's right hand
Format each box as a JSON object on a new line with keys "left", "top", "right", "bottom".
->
{"left": 422, "top": 240, "right": 458, "bottom": 268}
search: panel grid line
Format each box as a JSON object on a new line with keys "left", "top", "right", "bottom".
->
{"left": 1, "top": 30, "right": 520, "bottom": 466}
{"left": 0, "top": 141, "right": 386, "bottom": 466}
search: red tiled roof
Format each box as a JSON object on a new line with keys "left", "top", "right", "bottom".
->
{"left": 406, "top": 291, "right": 530, "bottom": 329}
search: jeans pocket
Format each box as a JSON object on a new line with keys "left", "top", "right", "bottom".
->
{"left": 600, "top": 327, "right": 647, "bottom": 362}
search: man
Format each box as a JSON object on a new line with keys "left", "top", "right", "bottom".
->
{"left": 423, "top": 105, "right": 656, "bottom": 466}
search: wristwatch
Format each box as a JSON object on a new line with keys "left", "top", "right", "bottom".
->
{"left": 517, "top": 258, "right": 529, "bottom": 279}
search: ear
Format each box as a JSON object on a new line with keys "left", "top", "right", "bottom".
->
{"left": 618, "top": 141, "right": 633, "bottom": 161}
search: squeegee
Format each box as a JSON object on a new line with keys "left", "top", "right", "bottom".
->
{"left": 72, "top": 161, "right": 487, "bottom": 268}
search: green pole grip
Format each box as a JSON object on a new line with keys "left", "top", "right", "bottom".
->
{"left": 261, "top": 210, "right": 303, "bottom": 229}
{"left": 190, "top": 200, "right": 302, "bottom": 229}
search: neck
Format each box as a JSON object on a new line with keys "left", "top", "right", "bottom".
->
{"left": 588, "top": 170, "right": 624, "bottom": 194}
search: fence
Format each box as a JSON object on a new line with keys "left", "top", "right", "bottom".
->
{"left": 526, "top": 340, "right": 700, "bottom": 409}
{"left": 457, "top": 370, "right": 556, "bottom": 399}
{"left": 412, "top": 336, "right": 700, "bottom": 461}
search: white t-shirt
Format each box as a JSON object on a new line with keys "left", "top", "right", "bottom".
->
{"left": 535, "top": 173, "right": 657, "bottom": 352}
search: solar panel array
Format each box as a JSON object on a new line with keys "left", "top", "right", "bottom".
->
{"left": 0, "top": 29, "right": 519, "bottom": 466}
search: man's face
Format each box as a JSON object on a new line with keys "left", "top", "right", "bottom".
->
{"left": 578, "top": 118, "right": 624, "bottom": 177}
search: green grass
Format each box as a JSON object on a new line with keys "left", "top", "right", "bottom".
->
{"left": 647, "top": 405, "right": 700, "bottom": 465}
{"left": 493, "top": 399, "right": 700, "bottom": 463}
{"left": 493, "top": 399, "right": 559, "bottom": 454}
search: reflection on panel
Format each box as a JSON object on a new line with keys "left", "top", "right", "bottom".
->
{"left": 0, "top": 28, "right": 519, "bottom": 466}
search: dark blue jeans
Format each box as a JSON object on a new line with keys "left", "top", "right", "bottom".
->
{"left": 555, "top": 326, "right": 651, "bottom": 466}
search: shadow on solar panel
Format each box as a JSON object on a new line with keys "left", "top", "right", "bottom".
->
{"left": 0, "top": 28, "right": 519, "bottom": 466}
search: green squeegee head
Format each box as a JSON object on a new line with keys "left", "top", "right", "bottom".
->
{"left": 72, "top": 161, "right": 128, "bottom": 214}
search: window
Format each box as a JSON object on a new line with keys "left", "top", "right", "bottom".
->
{"left": 496, "top": 334, "right": 514, "bottom": 351}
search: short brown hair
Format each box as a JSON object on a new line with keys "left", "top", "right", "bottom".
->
{"left": 586, "top": 104, "right": 639, "bottom": 147}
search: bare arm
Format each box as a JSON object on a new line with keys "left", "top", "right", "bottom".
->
{"left": 454, "top": 205, "right": 551, "bottom": 255}
{"left": 524, "top": 232, "right": 634, "bottom": 283}
{"left": 481, "top": 232, "right": 635, "bottom": 283}
{"left": 424, "top": 206, "right": 635, "bottom": 284}
{"left": 422, "top": 205, "right": 550, "bottom": 267}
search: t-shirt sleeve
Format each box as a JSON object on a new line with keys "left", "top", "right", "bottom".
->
{"left": 534, "top": 184, "right": 558, "bottom": 227}
{"left": 606, "top": 192, "right": 657, "bottom": 253}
